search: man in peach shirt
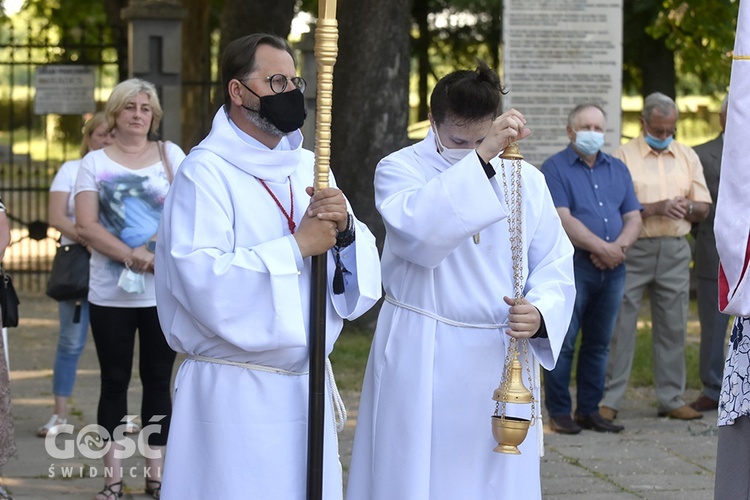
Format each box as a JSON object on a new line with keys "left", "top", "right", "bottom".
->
{"left": 600, "top": 92, "right": 711, "bottom": 421}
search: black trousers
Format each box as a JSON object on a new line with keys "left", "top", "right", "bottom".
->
{"left": 90, "top": 304, "right": 175, "bottom": 446}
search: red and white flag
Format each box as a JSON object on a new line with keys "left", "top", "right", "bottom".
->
{"left": 717, "top": 0, "right": 750, "bottom": 315}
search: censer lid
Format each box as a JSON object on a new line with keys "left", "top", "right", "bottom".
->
{"left": 500, "top": 142, "right": 523, "bottom": 160}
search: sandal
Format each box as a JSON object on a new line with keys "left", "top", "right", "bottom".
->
{"left": 36, "top": 414, "right": 67, "bottom": 438}
{"left": 95, "top": 481, "right": 122, "bottom": 500}
{"left": 145, "top": 479, "right": 161, "bottom": 499}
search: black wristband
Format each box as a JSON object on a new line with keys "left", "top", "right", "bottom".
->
{"left": 335, "top": 213, "right": 355, "bottom": 248}
{"left": 531, "top": 313, "right": 548, "bottom": 339}
{"left": 476, "top": 152, "right": 496, "bottom": 179}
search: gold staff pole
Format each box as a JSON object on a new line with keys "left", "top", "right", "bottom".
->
{"left": 308, "top": 2, "right": 338, "bottom": 499}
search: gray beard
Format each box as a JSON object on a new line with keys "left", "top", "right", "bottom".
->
{"left": 242, "top": 106, "right": 284, "bottom": 137}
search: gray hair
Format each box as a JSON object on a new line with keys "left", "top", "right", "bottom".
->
{"left": 567, "top": 103, "right": 606, "bottom": 128}
{"left": 641, "top": 92, "right": 678, "bottom": 122}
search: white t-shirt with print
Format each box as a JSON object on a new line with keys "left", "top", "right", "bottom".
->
{"left": 75, "top": 142, "right": 185, "bottom": 307}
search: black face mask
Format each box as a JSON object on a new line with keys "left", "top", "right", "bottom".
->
{"left": 240, "top": 81, "right": 307, "bottom": 133}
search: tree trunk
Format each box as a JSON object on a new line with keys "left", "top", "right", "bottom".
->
{"left": 623, "top": 0, "right": 676, "bottom": 99}
{"left": 180, "top": 0, "right": 214, "bottom": 150}
{"left": 332, "top": 0, "right": 413, "bottom": 250}
{"left": 218, "top": 0, "right": 296, "bottom": 56}
{"left": 330, "top": 0, "right": 412, "bottom": 326}
{"left": 412, "top": 0, "right": 431, "bottom": 122}
{"left": 487, "top": 2, "right": 502, "bottom": 73}
{"left": 640, "top": 36, "right": 676, "bottom": 99}
{"left": 103, "top": 0, "right": 129, "bottom": 82}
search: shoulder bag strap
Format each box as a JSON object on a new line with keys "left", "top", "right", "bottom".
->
{"left": 157, "top": 140, "right": 174, "bottom": 184}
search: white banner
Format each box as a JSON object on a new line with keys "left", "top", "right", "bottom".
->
{"left": 715, "top": 0, "right": 749, "bottom": 315}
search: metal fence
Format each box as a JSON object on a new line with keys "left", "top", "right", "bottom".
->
{"left": 0, "top": 21, "right": 119, "bottom": 292}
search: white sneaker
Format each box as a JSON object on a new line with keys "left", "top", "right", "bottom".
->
{"left": 36, "top": 415, "right": 67, "bottom": 438}
{"left": 124, "top": 421, "right": 140, "bottom": 434}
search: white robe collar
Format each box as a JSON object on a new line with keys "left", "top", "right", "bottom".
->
{"left": 193, "top": 106, "right": 304, "bottom": 182}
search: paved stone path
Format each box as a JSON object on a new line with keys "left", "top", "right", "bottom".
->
{"left": 1, "top": 293, "right": 718, "bottom": 499}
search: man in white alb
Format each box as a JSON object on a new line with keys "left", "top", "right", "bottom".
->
{"left": 347, "top": 62, "right": 576, "bottom": 500}
{"left": 154, "top": 33, "right": 382, "bottom": 500}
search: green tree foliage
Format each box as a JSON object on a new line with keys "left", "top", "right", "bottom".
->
{"left": 22, "top": 0, "right": 109, "bottom": 26}
{"left": 411, "top": 0, "right": 502, "bottom": 121}
{"left": 623, "top": 0, "right": 677, "bottom": 98}
{"left": 0, "top": 0, "right": 121, "bottom": 142}
{"left": 6, "top": 0, "right": 112, "bottom": 53}
{"left": 427, "top": 0, "right": 502, "bottom": 71}
{"left": 13, "top": 0, "right": 126, "bottom": 80}
{"left": 650, "top": 0, "right": 738, "bottom": 96}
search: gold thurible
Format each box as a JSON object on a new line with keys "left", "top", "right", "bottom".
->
{"left": 490, "top": 141, "right": 536, "bottom": 455}
{"left": 493, "top": 356, "right": 533, "bottom": 404}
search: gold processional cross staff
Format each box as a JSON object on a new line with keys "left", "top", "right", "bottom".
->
{"left": 308, "top": 1, "right": 338, "bottom": 499}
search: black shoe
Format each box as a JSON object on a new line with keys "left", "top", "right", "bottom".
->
{"left": 575, "top": 412, "right": 624, "bottom": 433}
{"left": 549, "top": 415, "right": 582, "bottom": 435}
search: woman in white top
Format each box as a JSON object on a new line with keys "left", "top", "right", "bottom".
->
{"left": 37, "top": 112, "right": 114, "bottom": 438}
{"left": 75, "top": 79, "right": 185, "bottom": 500}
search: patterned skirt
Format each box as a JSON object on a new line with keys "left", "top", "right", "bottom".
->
{"left": 719, "top": 316, "right": 750, "bottom": 426}
{"left": 0, "top": 331, "right": 16, "bottom": 468}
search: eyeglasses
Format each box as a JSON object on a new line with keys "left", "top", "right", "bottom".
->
{"left": 245, "top": 74, "right": 307, "bottom": 94}
{"left": 644, "top": 121, "right": 676, "bottom": 138}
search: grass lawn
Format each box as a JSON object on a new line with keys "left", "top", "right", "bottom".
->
{"left": 330, "top": 324, "right": 376, "bottom": 392}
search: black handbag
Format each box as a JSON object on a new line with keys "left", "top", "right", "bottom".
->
{"left": 1, "top": 266, "right": 19, "bottom": 328}
{"left": 46, "top": 243, "right": 90, "bottom": 302}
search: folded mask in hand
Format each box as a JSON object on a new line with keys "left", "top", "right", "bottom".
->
{"left": 118, "top": 266, "right": 145, "bottom": 294}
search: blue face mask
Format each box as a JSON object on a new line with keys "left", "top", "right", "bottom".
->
{"left": 574, "top": 130, "right": 605, "bottom": 156}
{"left": 645, "top": 133, "right": 673, "bottom": 150}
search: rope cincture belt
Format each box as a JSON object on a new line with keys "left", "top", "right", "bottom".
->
{"left": 187, "top": 354, "right": 347, "bottom": 432}
{"left": 385, "top": 294, "right": 545, "bottom": 454}
{"left": 385, "top": 295, "right": 508, "bottom": 330}
{"left": 188, "top": 354, "right": 307, "bottom": 376}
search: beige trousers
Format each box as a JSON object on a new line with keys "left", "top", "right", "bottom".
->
{"left": 601, "top": 237, "right": 691, "bottom": 413}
